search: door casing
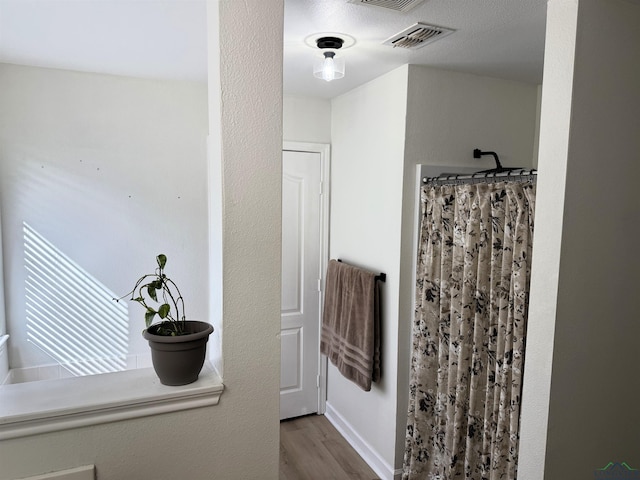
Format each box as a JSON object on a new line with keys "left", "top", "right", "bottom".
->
{"left": 282, "top": 141, "right": 330, "bottom": 416}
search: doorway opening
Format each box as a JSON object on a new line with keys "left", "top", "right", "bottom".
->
{"left": 280, "top": 142, "right": 330, "bottom": 420}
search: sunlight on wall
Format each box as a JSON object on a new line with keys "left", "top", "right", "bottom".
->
{"left": 23, "top": 223, "right": 129, "bottom": 376}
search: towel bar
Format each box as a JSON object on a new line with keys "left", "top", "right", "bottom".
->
{"left": 336, "top": 259, "right": 386, "bottom": 282}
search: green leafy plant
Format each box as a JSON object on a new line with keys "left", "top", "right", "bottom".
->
{"left": 116, "top": 254, "right": 186, "bottom": 336}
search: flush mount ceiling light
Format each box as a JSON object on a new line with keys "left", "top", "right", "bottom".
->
{"left": 314, "top": 36, "right": 345, "bottom": 82}
{"left": 305, "top": 33, "right": 355, "bottom": 83}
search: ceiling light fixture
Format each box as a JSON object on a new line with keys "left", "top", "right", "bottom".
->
{"left": 314, "top": 36, "right": 345, "bottom": 82}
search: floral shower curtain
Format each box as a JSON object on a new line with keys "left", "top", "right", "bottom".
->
{"left": 403, "top": 180, "right": 536, "bottom": 480}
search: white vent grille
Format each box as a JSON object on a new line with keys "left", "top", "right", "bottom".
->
{"left": 347, "top": 0, "right": 425, "bottom": 13}
{"left": 383, "top": 22, "right": 455, "bottom": 50}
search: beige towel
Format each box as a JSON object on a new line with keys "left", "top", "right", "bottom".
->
{"left": 320, "top": 259, "right": 381, "bottom": 391}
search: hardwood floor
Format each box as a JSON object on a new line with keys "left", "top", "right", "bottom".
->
{"left": 280, "top": 414, "right": 380, "bottom": 480}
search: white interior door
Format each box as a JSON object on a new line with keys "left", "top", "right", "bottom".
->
{"left": 280, "top": 149, "right": 322, "bottom": 420}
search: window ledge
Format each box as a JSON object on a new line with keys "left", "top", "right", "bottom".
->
{"left": 0, "top": 362, "right": 224, "bottom": 440}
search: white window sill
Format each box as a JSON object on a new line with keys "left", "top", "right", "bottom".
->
{"left": 0, "top": 361, "right": 224, "bottom": 440}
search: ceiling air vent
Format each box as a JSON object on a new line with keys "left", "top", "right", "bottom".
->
{"left": 347, "top": 0, "right": 425, "bottom": 13}
{"left": 383, "top": 22, "right": 455, "bottom": 50}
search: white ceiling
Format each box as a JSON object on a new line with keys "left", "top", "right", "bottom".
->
{"left": 0, "top": 0, "right": 209, "bottom": 82}
{"left": 0, "top": 0, "right": 548, "bottom": 100}
{"left": 285, "top": 0, "right": 547, "bottom": 98}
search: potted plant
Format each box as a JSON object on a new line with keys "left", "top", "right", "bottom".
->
{"left": 116, "top": 254, "right": 213, "bottom": 386}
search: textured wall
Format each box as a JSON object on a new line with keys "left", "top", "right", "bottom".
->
{"left": 518, "top": 1, "right": 578, "bottom": 477}
{"left": 521, "top": 0, "right": 640, "bottom": 478}
{"left": 206, "top": 0, "right": 284, "bottom": 477}
{"left": 0, "top": 0, "right": 284, "bottom": 478}
{"left": 283, "top": 95, "right": 332, "bottom": 144}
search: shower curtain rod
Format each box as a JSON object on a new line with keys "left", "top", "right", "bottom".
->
{"left": 422, "top": 168, "right": 537, "bottom": 186}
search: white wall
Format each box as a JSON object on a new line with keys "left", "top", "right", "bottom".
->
{"left": 520, "top": 0, "right": 640, "bottom": 478}
{"left": 212, "top": 0, "right": 283, "bottom": 472}
{"left": 0, "top": 208, "right": 5, "bottom": 337}
{"left": 403, "top": 65, "right": 538, "bottom": 171}
{"left": 0, "top": 63, "right": 208, "bottom": 371}
{"left": 283, "top": 95, "right": 331, "bottom": 144}
{"left": 329, "top": 64, "right": 539, "bottom": 477}
{"left": 0, "top": 0, "right": 283, "bottom": 478}
{"left": 329, "top": 65, "right": 410, "bottom": 477}
{"left": 518, "top": 1, "right": 577, "bottom": 476}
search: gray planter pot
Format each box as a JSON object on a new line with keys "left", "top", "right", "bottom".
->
{"left": 143, "top": 320, "right": 214, "bottom": 386}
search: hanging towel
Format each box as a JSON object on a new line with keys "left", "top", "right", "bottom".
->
{"left": 321, "top": 259, "right": 381, "bottom": 391}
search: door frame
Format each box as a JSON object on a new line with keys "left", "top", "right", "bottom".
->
{"left": 282, "top": 141, "right": 330, "bottom": 415}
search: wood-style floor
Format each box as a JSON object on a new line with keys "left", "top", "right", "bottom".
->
{"left": 280, "top": 414, "right": 381, "bottom": 480}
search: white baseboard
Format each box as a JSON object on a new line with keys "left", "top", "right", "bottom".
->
{"left": 324, "top": 402, "right": 403, "bottom": 480}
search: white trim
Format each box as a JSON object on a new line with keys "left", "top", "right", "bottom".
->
{"left": 283, "top": 141, "right": 331, "bottom": 416}
{"left": 0, "top": 362, "right": 223, "bottom": 440}
{"left": 0, "top": 334, "right": 8, "bottom": 386}
{"left": 325, "top": 402, "right": 402, "bottom": 480}
{"left": 17, "top": 465, "right": 95, "bottom": 480}
{"left": 4, "top": 352, "right": 153, "bottom": 385}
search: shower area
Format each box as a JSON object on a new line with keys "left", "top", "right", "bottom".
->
{"left": 402, "top": 160, "right": 536, "bottom": 478}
